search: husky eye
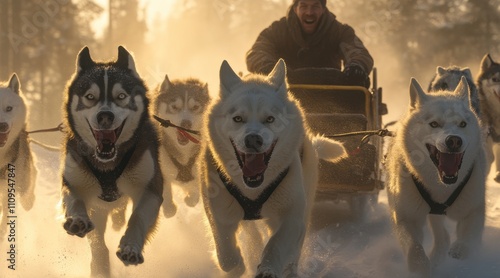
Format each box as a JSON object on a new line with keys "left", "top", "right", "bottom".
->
{"left": 439, "top": 83, "right": 448, "bottom": 90}
{"left": 85, "top": 94, "right": 96, "bottom": 100}
{"left": 117, "top": 93, "right": 127, "bottom": 100}
{"left": 233, "top": 116, "right": 243, "bottom": 123}
{"left": 429, "top": 121, "right": 439, "bottom": 128}
{"left": 191, "top": 104, "right": 200, "bottom": 111}
{"left": 459, "top": 121, "right": 467, "bottom": 128}
{"left": 266, "top": 116, "right": 275, "bottom": 123}
{"left": 493, "top": 77, "right": 500, "bottom": 82}
{"left": 6, "top": 106, "right": 13, "bottom": 112}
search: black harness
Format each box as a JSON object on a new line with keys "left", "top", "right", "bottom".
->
{"left": 83, "top": 145, "right": 136, "bottom": 202}
{"left": 412, "top": 166, "right": 474, "bottom": 215}
{"left": 215, "top": 164, "right": 289, "bottom": 221}
{"left": 168, "top": 153, "right": 197, "bottom": 182}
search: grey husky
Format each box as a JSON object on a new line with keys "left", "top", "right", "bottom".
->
{"left": 428, "top": 65, "right": 480, "bottom": 115}
{"left": 151, "top": 75, "right": 210, "bottom": 217}
{"left": 477, "top": 53, "right": 500, "bottom": 182}
{"left": 0, "top": 73, "right": 36, "bottom": 239}
{"left": 60, "top": 46, "right": 163, "bottom": 277}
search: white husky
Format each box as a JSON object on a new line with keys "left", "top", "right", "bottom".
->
{"left": 200, "top": 59, "right": 346, "bottom": 277}
{"left": 0, "top": 73, "right": 36, "bottom": 239}
{"left": 386, "top": 77, "right": 486, "bottom": 277}
{"left": 477, "top": 53, "right": 500, "bottom": 182}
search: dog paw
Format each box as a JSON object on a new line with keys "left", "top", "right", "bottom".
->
{"left": 162, "top": 202, "right": 177, "bottom": 218}
{"left": 63, "top": 216, "right": 94, "bottom": 237}
{"left": 448, "top": 242, "right": 470, "bottom": 259}
{"left": 255, "top": 266, "right": 279, "bottom": 278}
{"left": 184, "top": 193, "right": 199, "bottom": 207}
{"left": 116, "top": 244, "right": 144, "bottom": 265}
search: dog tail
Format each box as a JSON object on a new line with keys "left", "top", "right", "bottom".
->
{"left": 312, "top": 135, "right": 347, "bottom": 162}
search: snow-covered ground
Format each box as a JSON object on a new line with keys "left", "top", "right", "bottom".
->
{"left": 0, "top": 136, "right": 499, "bottom": 278}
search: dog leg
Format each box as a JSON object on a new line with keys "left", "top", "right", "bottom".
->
{"left": 162, "top": 181, "right": 177, "bottom": 218}
{"left": 61, "top": 185, "right": 94, "bottom": 237}
{"left": 449, "top": 207, "right": 485, "bottom": 259}
{"left": 116, "top": 188, "right": 161, "bottom": 265}
{"left": 210, "top": 218, "right": 245, "bottom": 275}
{"left": 394, "top": 218, "right": 430, "bottom": 277}
{"left": 256, "top": 216, "right": 306, "bottom": 278}
{"left": 493, "top": 143, "right": 500, "bottom": 182}
{"left": 184, "top": 183, "right": 200, "bottom": 207}
{"left": 111, "top": 198, "right": 128, "bottom": 231}
{"left": 88, "top": 206, "right": 111, "bottom": 278}
{"left": 428, "top": 215, "right": 449, "bottom": 269}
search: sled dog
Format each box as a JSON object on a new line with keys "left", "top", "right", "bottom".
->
{"left": 151, "top": 75, "right": 210, "bottom": 217}
{"left": 200, "top": 59, "right": 346, "bottom": 277}
{"left": 386, "top": 77, "right": 486, "bottom": 276}
{"left": 60, "top": 46, "right": 163, "bottom": 277}
{"left": 477, "top": 53, "right": 500, "bottom": 182}
{"left": 0, "top": 73, "right": 36, "bottom": 239}
{"left": 428, "top": 65, "right": 480, "bottom": 115}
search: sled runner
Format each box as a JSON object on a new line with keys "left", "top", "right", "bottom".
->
{"left": 288, "top": 68, "right": 387, "bottom": 218}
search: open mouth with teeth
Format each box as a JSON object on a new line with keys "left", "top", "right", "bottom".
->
{"left": 231, "top": 139, "right": 277, "bottom": 188}
{"left": 90, "top": 120, "right": 126, "bottom": 161}
{"left": 177, "top": 129, "right": 190, "bottom": 145}
{"left": 0, "top": 131, "right": 9, "bottom": 147}
{"left": 426, "top": 143, "right": 464, "bottom": 184}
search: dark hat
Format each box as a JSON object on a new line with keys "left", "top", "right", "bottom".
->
{"left": 293, "top": 0, "right": 327, "bottom": 7}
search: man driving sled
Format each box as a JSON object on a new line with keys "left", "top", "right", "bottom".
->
{"left": 246, "top": 0, "right": 373, "bottom": 88}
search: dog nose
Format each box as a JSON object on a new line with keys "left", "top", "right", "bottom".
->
{"left": 97, "top": 111, "right": 115, "bottom": 128}
{"left": 245, "top": 134, "right": 263, "bottom": 151}
{"left": 180, "top": 119, "right": 192, "bottom": 129}
{"left": 445, "top": 135, "right": 462, "bottom": 152}
{"left": 0, "top": 122, "right": 8, "bottom": 132}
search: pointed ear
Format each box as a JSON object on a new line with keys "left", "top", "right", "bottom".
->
{"left": 437, "top": 66, "right": 446, "bottom": 75}
{"left": 8, "top": 73, "right": 20, "bottom": 94}
{"left": 203, "top": 82, "right": 209, "bottom": 94}
{"left": 116, "top": 46, "right": 139, "bottom": 77}
{"left": 409, "top": 78, "right": 428, "bottom": 109}
{"left": 462, "top": 68, "right": 473, "bottom": 80}
{"left": 160, "top": 74, "right": 171, "bottom": 93}
{"left": 455, "top": 76, "right": 471, "bottom": 107}
{"left": 267, "top": 59, "right": 287, "bottom": 95}
{"left": 219, "top": 60, "right": 242, "bottom": 98}
{"left": 480, "top": 54, "right": 493, "bottom": 72}
{"left": 77, "top": 46, "right": 95, "bottom": 72}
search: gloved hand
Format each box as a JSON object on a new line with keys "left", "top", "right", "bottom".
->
{"left": 343, "top": 64, "right": 370, "bottom": 88}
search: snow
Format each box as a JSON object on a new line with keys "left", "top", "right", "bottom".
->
{"left": 1, "top": 137, "right": 499, "bottom": 278}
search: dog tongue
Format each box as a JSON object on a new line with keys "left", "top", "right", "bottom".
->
{"left": 242, "top": 153, "right": 267, "bottom": 177}
{"left": 438, "top": 152, "right": 463, "bottom": 176}
{"left": 94, "top": 130, "right": 116, "bottom": 151}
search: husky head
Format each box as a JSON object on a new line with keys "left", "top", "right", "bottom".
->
{"left": 206, "top": 59, "right": 304, "bottom": 188}
{"left": 428, "top": 66, "right": 475, "bottom": 93}
{"left": 403, "top": 77, "right": 481, "bottom": 185}
{"left": 0, "top": 74, "right": 27, "bottom": 148}
{"left": 64, "top": 46, "right": 148, "bottom": 163}
{"left": 477, "top": 53, "right": 500, "bottom": 104}
{"left": 152, "top": 75, "right": 209, "bottom": 148}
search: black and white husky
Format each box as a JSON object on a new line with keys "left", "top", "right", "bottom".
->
{"left": 60, "top": 46, "right": 163, "bottom": 277}
{"left": 151, "top": 75, "right": 210, "bottom": 217}
{"left": 477, "top": 54, "right": 500, "bottom": 182}
{"left": 0, "top": 73, "right": 36, "bottom": 239}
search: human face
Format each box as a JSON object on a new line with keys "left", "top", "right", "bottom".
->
{"left": 293, "top": 0, "right": 325, "bottom": 34}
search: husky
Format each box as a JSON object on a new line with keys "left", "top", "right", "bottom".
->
{"left": 151, "top": 75, "right": 210, "bottom": 217}
{"left": 477, "top": 53, "right": 500, "bottom": 182}
{"left": 428, "top": 65, "right": 480, "bottom": 115}
{"left": 385, "top": 77, "right": 486, "bottom": 277}
{"left": 0, "top": 73, "right": 36, "bottom": 239}
{"left": 200, "top": 59, "right": 346, "bottom": 277}
{"left": 60, "top": 46, "right": 163, "bottom": 277}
